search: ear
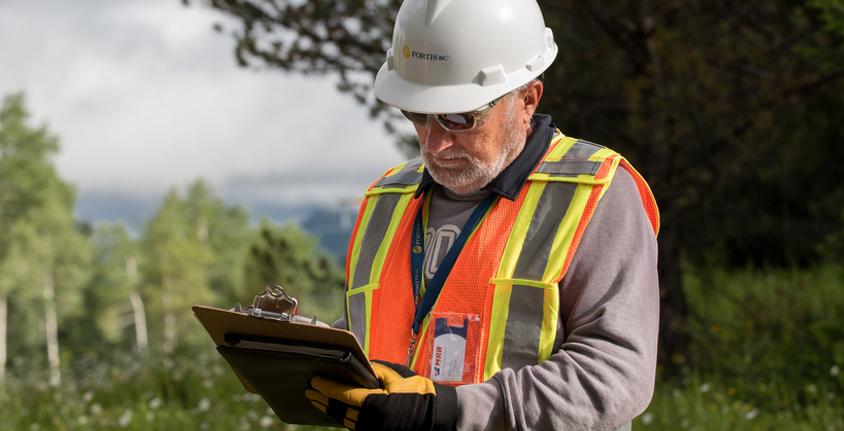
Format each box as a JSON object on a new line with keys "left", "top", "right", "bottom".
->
{"left": 520, "top": 80, "right": 544, "bottom": 126}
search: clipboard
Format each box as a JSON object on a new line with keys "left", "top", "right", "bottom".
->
{"left": 193, "top": 305, "right": 379, "bottom": 427}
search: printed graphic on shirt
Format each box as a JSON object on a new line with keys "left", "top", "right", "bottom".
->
{"left": 424, "top": 224, "right": 461, "bottom": 280}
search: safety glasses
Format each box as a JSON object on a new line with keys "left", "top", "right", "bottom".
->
{"left": 401, "top": 97, "right": 502, "bottom": 132}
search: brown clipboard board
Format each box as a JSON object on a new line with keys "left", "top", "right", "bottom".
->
{"left": 192, "top": 305, "right": 377, "bottom": 426}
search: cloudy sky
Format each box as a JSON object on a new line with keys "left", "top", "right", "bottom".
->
{"left": 0, "top": 0, "right": 407, "bottom": 221}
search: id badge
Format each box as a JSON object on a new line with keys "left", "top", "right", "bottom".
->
{"left": 426, "top": 313, "right": 481, "bottom": 384}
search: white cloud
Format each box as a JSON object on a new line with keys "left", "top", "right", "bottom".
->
{"left": 0, "top": 0, "right": 407, "bottom": 205}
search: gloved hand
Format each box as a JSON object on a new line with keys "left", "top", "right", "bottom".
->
{"left": 305, "top": 360, "right": 457, "bottom": 431}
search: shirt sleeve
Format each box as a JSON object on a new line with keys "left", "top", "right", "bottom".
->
{"left": 455, "top": 167, "right": 660, "bottom": 431}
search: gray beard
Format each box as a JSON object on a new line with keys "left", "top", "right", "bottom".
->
{"left": 422, "top": 108, "right": 526, "bottom": 195}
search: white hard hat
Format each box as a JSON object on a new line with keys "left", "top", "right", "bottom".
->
{"left": 373, "top": 0, "right": 558, "bottom": 114}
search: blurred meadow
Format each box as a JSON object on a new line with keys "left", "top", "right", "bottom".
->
{"left": 2, "top": 0, "right": 844, "bottom": 430}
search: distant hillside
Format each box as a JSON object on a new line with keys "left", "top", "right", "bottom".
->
{"left": 75, "top": 190, "right": 356, "bottom": 261}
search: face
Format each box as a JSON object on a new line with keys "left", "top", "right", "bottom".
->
{"left": 413, "top": 90, "right": 535, "bottom": 195}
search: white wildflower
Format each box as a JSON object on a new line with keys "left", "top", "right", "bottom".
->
{"left": 118, "top": 410, "right": 133, "bottom": 428}
{"left": 197, "top": 398, "right": 211, "bottom": 412}
{"left": 831, "top": 365, "right": 840, "bottom": 377}
{"left": 641, "top": 412, "right": 653, "bottom": 425}
{"left": 259, "top": 416, "right": 274, "bottom": 428}
{"left": 744, "top": 408, "right": 759, "bottom": 420}
{"left": 82, "top": 391, "right": 94, "bottom": 403}
{"left": 148, "top": 397, "right": 162, "bottom": 410}
{"left": 90, "top": 403, "right": 103, "bottom": 416}
{"left": 699, "top": 383, "right": 711, "bottom": 393}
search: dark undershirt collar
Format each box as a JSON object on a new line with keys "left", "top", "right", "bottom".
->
{"left": 415, "top": 114, "right": 555, "bottom": 201}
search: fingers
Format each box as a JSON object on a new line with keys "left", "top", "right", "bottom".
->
{"left": 306, "top": 385, "right": 360, "bottom": 430}
{"left": 371, "top": 360, "right": 417, "bottom": 378}
{"left": 371, "top": 362, "right": 405, "bottom": 384}
{"left": 310, "top": 376, "right": 385, "bottom": 407}
{"left": 305, "top": 388, "right": 329, "bottom": 408}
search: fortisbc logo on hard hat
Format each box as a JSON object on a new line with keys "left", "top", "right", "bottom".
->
{"left": 403, "top": 45, "right": 450, "bottom": 62}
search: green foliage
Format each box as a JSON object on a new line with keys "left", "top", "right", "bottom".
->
{"left": 639, "top": 377, "right": 843, "bottom": 430}
{"left": 0, "top": 92, "right": 91, "bottom": 379}
{"left": 244, "top": 221, "right": 345, "bottom": 322}
{"left": 638, "top": 265, "right": 844, "bottom": 429}
{"left": 0, "top": 93, "right": 61, "bottom": 264}
{"left": 683, "top": 265, "right": 844, "bottom": 390}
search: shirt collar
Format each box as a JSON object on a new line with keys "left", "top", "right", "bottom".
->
{"left": 415, "top": 114, "right": 555, "bottom": 200}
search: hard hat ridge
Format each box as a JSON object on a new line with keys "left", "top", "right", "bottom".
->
{"left": 424, "top": 0, "right": 454, "bottom": 26}
{"left": 374, "top": 0, "right": 558, "bottom": 114}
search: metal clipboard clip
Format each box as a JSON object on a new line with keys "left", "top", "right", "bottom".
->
{"left": 232, "top": 283, "right": 326, "bottom": 326}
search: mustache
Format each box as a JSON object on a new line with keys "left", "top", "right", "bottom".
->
{"left": 422, "top": 146, "right": 477, "bottom": 162}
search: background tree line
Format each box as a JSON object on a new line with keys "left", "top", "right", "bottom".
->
{"left": 186, "top": 0, "right": 844, "bottom": 367}
{"left": 0, "top": 93, "right": 344, "bottom": 388}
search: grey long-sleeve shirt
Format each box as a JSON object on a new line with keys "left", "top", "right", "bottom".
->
{"left": 454, "top": 167, "right": 660, "bottom": 431}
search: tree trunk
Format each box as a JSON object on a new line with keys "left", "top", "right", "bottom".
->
{"left": 161, "top": 290, "right": 176, "bottom": 355}
{"left": 656, "top": 224, "right": 690, "bottom": 374}
{"left": 0, "top": 294, "right": 7, "bottom": 387}
{"left": 43, "top": 270, "right": 61, "bottom": 387}
{"left": 126, "top": 257, "right": 149, "bottom": 357}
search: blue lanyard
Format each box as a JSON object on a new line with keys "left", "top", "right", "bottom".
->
{"left": 409, "top": 192, "right": 497, "bottom": 334}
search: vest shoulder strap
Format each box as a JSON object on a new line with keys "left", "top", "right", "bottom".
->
{"left": 366, "top": 157, "right": 424, "bottom": 196}
{"left": 529, "top": 136, "right": 621, "bottom": 185}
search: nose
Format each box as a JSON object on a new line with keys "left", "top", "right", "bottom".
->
{"left": 419, "top": 117, "right": 456, "bottom": 154}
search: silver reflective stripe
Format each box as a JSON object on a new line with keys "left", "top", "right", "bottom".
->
{"left": 348, "top": 292, "right": 367, "bottom": 346}
{"left": 565, "top": 139, "right": 603, "bottom": 159}
{"left": 536, "top": 159, "right": 601, "bottom": 177}
{"left": 374, "top": 157, "right": 423, "bottom": 188}
{"left": 502, "top": 182, "right": 577, "bottom": 369}
{"left": 501, "top": 284, "right": 545, "bottom": 370}
{"left": 352, "top": 194, "right": 401, "bottom": 289}
{"left": 513, "top": 183, "right": 577, "bottom": 279}
{"left": 535, "top": 139, "right": 602, "bottom": 177}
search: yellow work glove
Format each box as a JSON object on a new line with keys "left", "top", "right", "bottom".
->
{"left": 305, "top": 360, "right": 457, "bottom": 431}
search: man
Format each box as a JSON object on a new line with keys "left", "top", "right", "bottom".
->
{"left": 305, "top": 0, "right": 660, "bottom": 430}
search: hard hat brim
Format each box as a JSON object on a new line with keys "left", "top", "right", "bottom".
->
{"left": 373, "top": 46, "right": 557, "bottom": 115}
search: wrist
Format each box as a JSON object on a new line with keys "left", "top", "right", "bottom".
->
{"left": 433, "top": 383, "right": 458, "bottom": 431}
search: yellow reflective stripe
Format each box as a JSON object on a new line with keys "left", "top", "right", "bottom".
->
{"left": 589, "top": 147, "right": 615, "bottom": 160}
{"left": 346, "top": 283, "right": 378, "bottom": 356}
{"left": 368, "top": 193, "right": 415, "bottom": 285}
{"left": 547, "top": 136, "right": 578, "bottom": 159}
{"left": 595, "top": 155, "right": 622, "bottom": 201}
{"left": 385, "top": 161, "right": 409, "bottom": 176}
{"left": 497, "top": 183, "right": 547, "bottom": 278}
{"left": 541, "top": 183, "right": 594, "bottom": 282}
{"left": 483, "top": 282, "right": 512, "bottom": 381}
{"left": 538, "top": 286, "right": 559, "bottom": 361}
{"left": 526, "top": 173, "right": 612, "bottom": 185}
{"left": 365, "top": 185, "right": 419, "bottom": 196}
{"left": 347, "top": 196, "right": 379, "bottom": 288}
{"left": 483, "top": 183, "right": 546, "bottom": 380}
{"left": 489, "top": 278, "right": 556, "bottom": 289}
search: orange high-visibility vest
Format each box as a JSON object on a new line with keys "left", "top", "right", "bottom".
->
{"left": 345, "top": 133, "right": 659, "bottom": 383}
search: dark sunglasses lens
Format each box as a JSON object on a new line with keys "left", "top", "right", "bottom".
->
{"left": 401, "top": 110, "right": 428, "bottom": 125}
{"left": 437, "top": 113, "right": 475, "bottom": 131}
